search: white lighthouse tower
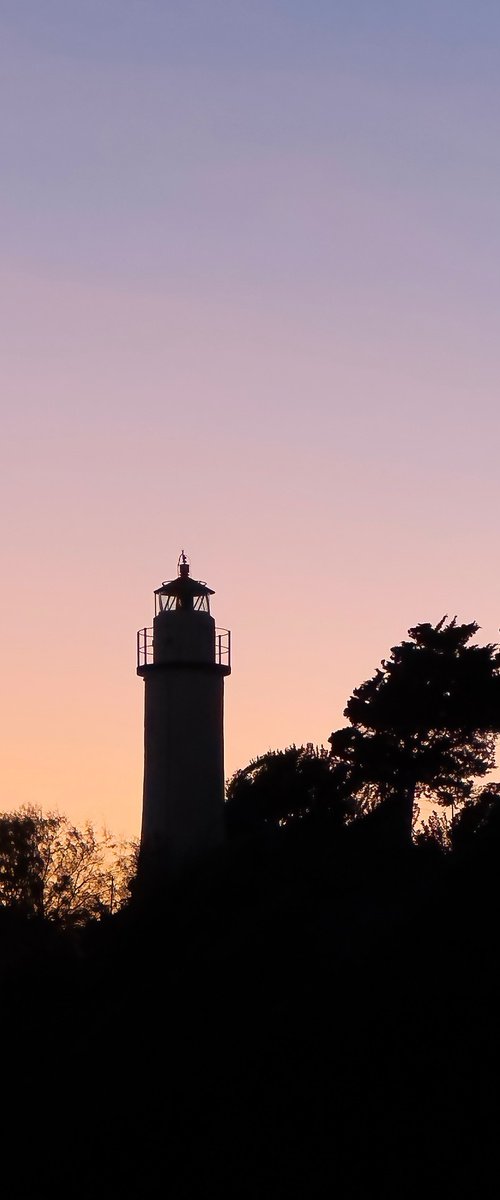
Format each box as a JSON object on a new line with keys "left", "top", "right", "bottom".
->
{"left": 137, "top": 554, "right": 231, "bottom": 878}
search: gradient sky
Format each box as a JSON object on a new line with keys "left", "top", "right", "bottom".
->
{"left": 2, "top": 1, "right": 500, "bottom": 838}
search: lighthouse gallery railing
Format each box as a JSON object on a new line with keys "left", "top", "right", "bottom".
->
{"left": 137, "top": 627, "right": 231, "bottom": 670}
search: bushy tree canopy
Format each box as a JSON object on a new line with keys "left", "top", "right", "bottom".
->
{"left": 329, "top": 618, "right": 500, "bottom": 839}
{"left": 226, "top": 743, "right": 354, "bottom": 832}
{"left": 0, "top": 806, "right": 138, "bottom": 927}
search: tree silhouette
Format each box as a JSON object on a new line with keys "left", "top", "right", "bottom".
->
{"left": 0, "top": 806, "right": 138, "bottom": 926}
{"left": 329, "top": 618, "right": 500, "bottom": 842}
{"left": 450, "top": 782, "right": 500, "bottom": 853}
{"left": 226, "top": 743, "right": 353, "bottom": 832}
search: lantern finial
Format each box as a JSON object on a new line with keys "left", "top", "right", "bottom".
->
{"left": 178, "top": 550, "right": 189, "bottom": 580}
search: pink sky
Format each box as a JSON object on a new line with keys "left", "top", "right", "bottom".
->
{"left": 2, "top": 3, "right": 500, "bottom": 837}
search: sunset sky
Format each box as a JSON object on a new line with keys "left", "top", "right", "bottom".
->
{"left": 2, "top": 1, "right": 500, "bottom": 838}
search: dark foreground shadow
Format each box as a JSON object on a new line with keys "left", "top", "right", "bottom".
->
{"left": 2, "top": 816, "right": 499, "bottom": 1198}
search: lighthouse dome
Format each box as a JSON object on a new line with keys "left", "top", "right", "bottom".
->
{"left": 154, "top": 555, "right": 214, "bottom": 615}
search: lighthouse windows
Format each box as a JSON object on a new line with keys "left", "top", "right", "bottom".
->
{"left": 193, "top": 595, "right": 210, "bottom": 613}
{"left": 154, "top": 592, "right": 211, "bottom": 615}
{"left": 156, "top": 594, "right": 177, "bottom": 614}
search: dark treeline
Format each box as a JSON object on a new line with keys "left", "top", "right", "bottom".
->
{"left": 2, "top": 618, "right": 500, "bottom": 1197}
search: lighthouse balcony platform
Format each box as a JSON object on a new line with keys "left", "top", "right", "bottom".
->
{"left": 137, "top": 626, "right": 231, "bottom": 673}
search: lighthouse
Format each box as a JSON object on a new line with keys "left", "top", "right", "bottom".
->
{"left": 137, "top": 554, "right": 231, "bottom": 877}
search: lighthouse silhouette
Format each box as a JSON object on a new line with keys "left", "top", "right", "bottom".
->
{"left": 137, "top": 553, "right": 231, "bottom": 877}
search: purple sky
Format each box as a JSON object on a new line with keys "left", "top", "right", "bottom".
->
{"left": 1, "top": 2, "right": 500, "bottom": 836}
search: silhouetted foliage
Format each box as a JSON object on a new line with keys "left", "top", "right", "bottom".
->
{"left": 450, "top": 782, "right": 500, "bottom": 852}
{"left": 414, "top": 807, "right": 452, "bottom": 854}
{"left": 225, "top": 743, "right": 354, "bottom": 833}
{"left": 329, "top": 617, "right": 500, "bottom": 840}
{"left": 413, "top": 784, "right": 500, "bottom": 857}
{"left": 3, "top": 764, "right": 500, "bottom": 1195}
{"left": 0, "top": 806, "right": 138, "bottom": 927}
